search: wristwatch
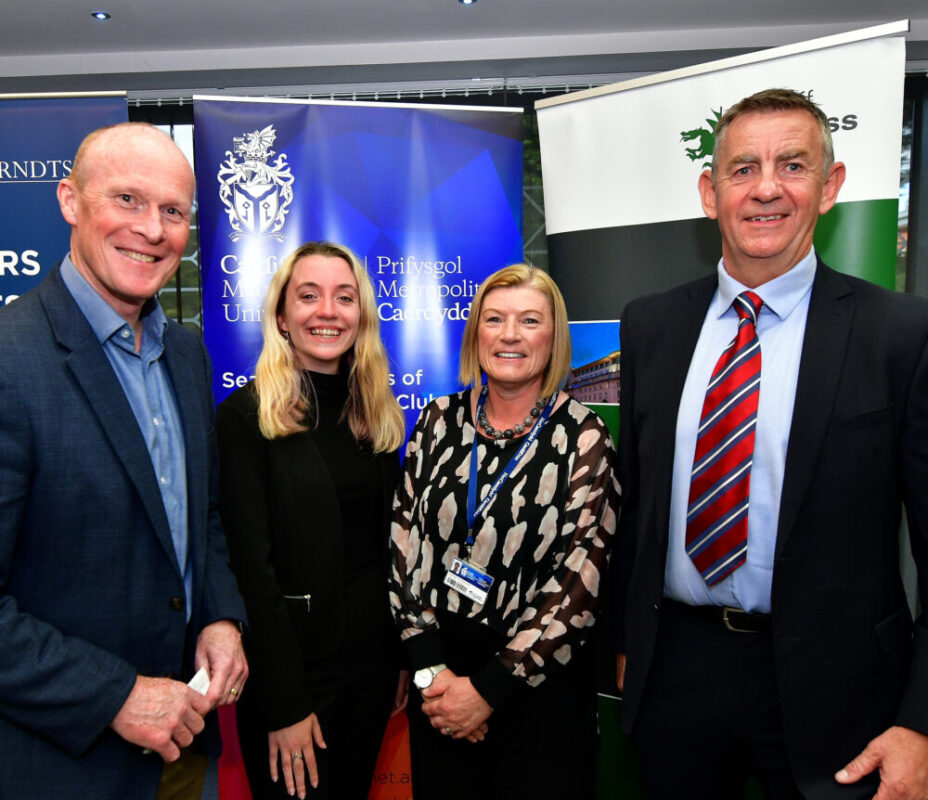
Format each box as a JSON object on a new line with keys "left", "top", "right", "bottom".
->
{"left": 413, "top": 663, "right": 448, "bottom": 690}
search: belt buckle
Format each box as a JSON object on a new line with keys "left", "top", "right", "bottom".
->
{"left": 722, "top": 607, "right": 755, "bottom": 634}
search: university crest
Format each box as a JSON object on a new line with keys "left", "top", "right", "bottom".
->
{"left": 218, "top": 125, "right": 295, "bottom": 241}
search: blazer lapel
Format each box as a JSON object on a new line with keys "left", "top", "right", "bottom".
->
{"left": 40, "top": 267, "right": 181, "bottom": 573}
{"left": 653, "top": 275, "right": 717, "bottom": 545}
{"left": 775, "top": 262, "right": 855, "bottom": 560}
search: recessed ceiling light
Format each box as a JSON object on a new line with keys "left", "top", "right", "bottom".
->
{"left": 459, "top": 0, "right": 477, "bottom": 5}
{"left": 91, "top": 10, "right": 111, "bottom": 20}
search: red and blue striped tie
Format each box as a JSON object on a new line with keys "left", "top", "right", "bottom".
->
{"left": 686, "top": 290, "right": 763, "bottom": 586}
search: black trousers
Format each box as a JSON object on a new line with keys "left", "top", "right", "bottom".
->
{"left": 631, "top": 600, "right": 805, "bottom": 800}
{"left": 236, "top": 668, "right": 397, "bottom": 800}
{"left": 407, "top": 612, "right": 598, "bottom": 800}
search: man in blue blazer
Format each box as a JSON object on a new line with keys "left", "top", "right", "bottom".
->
{"left": 615, "top": 89, "right": 928, "bottom": 798}
{"left": 0, "top": 123, "right": 248, "bottom": 799}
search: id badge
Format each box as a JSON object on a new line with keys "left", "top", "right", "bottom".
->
{"left": 444, "top": 558, "right": 494, "bottom": 606}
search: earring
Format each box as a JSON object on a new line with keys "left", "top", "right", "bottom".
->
{"left": 280, "top": 330, "right": 291, "bottom": 343}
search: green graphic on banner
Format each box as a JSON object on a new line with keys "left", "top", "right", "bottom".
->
{"left": 814, "top": 198, "right": 899, "bottom": 290}
{"left": 679, "top": 108, "right": 723, "bottom": 170}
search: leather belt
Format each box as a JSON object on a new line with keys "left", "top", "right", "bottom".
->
{"left": 665, "top": 598, "right": 771, "bottom": 634}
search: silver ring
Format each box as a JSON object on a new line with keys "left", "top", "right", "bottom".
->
{"left": 444, "top": 727, "right": 452, "bottom": 735}
{"left": 292, "top": 752, "right": 303, "bottom": 761}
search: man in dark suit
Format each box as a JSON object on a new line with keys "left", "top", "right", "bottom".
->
{"left": 614, "top": 89, "right": 928, "bottom": 799}
{"left": 0, "top": 123, "right": 248, "bottom": 799}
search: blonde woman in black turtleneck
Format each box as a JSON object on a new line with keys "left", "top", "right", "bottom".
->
{"left": 217, "top": 242, "right": 405, "bottom": 800}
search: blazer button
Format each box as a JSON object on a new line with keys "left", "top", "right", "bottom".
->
{"left": 169, "top": 596, "right": 184, "bottom": 612}
{"left": 652, "top": 602, "right": 660, "bottom": 613}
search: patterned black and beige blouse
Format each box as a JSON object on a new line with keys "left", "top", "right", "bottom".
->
{"left": 389, "top": 389, "right": 619, "bottom": 706}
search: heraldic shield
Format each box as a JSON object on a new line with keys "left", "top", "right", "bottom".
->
{"left": 232, "top": 182, "right": 282, "bottom": 237}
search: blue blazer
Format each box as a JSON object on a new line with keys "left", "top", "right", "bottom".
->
{"left": 0, "top": 264, "right": 246, "bottom": 799}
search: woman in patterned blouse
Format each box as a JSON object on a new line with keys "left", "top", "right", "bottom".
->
{"left": 389, "top": 263, "right": 619, "bottom": 798}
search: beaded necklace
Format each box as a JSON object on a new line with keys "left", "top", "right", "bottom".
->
{"left": 476, "top": 386, "right": 548, "bottom": 440}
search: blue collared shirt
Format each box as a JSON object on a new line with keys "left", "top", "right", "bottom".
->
{"left": 663, "top": 249, "right": 816, "bottom": 613}
{"left": 61, "top": 256, "right": 192, "bottom": 619}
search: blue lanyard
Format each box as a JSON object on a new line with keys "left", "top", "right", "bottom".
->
{"left": 465, "top": 387, "right": 558, "bottom": 554}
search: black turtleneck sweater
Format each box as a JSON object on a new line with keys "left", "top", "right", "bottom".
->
{"left": 307, "top": 371, "right": 384, "bottom": 584}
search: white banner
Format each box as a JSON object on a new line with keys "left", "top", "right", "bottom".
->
{"left": 538, "top": 24, "right": 906, "bottom": 235}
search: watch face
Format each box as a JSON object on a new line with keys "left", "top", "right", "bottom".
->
{"left": 413, "top": 668, "right": 432, "bottom": 689}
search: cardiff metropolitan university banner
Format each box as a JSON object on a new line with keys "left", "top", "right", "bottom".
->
{"left": 0, "top": 94, "right": 127, "bottom": 305}
{"left": 193, "top": 96, "right": 524, "bottom": 436}
{"left": 536, "top": 21, "right": 907, "bottom": 317}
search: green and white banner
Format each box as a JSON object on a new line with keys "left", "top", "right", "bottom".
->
{"left": 536, "top": 21, "right": 907, "bottom": 316}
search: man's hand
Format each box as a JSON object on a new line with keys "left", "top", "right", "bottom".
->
{"left": 836, "top": 725, "right": 928, "bottom": 799}
{"left": 194, "top": 620, "right": 248, "bottom": 709}
{"left": 110, "top": 675, "right": 210, "bottom": 762}
{"left": 268, "top": 713, "right": 327, "bottom": 800}
{"left": 420, "top": 669, "right": 492, "bottom": 741}
{"left": 616, "top": 653, "right": 627, "bottom": 692}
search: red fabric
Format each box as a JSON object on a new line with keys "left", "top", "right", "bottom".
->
{"left": 217, "top": 706, "right": 413, "bottom": 800}
{"left": 218, "top": 705, "right": 253, "bottom": 800}
{"left": 368, "top": 712, "right": 413, "bottom": 800}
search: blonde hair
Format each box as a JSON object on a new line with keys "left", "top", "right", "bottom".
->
{"left": 459, "top": 263, "right": 571, "bottom": 398}
{"left": 254, "top": 241, "right": 404, "bottom": 452}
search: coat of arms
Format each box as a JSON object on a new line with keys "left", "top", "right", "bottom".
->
{"left": 218, "top": 125, "right": 295, "bottom": 241}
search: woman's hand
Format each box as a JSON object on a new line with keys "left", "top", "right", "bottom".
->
{"left": 391, "top": 670, "right": 410, "bottom": 717}
{"left": 268, "top": 713, "right": 327, "bottom": 799}
{"left": 420, "top": 669, "right": 492, "bottom": 741}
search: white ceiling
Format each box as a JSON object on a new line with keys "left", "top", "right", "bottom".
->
{"left": 1, "top": 0, "right": 926, "bottom": 97}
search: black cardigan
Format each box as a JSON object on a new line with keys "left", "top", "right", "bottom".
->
{"left": 217, "top": 381, "right": 400, "bottom": 729}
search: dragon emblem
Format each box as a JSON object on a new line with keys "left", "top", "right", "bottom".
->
{"left": 217, "top": 125, "right": 295, "bottom": 241}
{"left": 680, "top": 108, "right": 723, "bottom": 169}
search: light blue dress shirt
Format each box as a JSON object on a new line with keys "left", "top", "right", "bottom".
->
{"left": 663, "top": 249, "right": 817, "bottom": 613}
{"left": 61, "top": 256, "right": 192, "bottom": 619}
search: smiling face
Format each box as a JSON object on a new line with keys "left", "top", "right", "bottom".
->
{"left": 698, "top": 109, "right": 845, "bottom": 286}
{"left": 477, "top": 285, "right": 554, "bottom": 394}
{"left": 57, "top": 126, "right": 195, "bottom": 324}
{"left": 277, "top": 253, "right": 361, "bottom": 374}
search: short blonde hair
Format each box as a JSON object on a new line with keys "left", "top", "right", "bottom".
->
{"left": 254, "top": 241, "right": 404, "bottom": 452}
{"left": 459, "top": 263, "right": 571, "bottom": 398}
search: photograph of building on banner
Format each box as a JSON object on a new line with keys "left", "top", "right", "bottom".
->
{"left": 566, "top": 319, "right": 620, "bottom": 443}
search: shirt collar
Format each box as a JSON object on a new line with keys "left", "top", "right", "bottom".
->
{"left": 714, "top": 247, "right": 817, "bottom": 322}
{"left": 60, "top": 254, "right": 168, "bottom": 349}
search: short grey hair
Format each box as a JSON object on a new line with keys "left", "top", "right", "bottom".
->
{"left": 711, "top": 88, "right": 834, "bottom": 179}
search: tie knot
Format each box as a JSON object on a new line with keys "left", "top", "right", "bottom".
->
{"left": 734, "top": 291, "right": 762, "bottom": 325}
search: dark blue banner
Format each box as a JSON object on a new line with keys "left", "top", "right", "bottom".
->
{"left": 193, "top": 97, "right": 524, "bottom": 431}
{"left": 0, "top": 96, "right": 127, "bottom": 305}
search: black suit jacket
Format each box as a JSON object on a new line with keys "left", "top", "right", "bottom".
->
{"left": 0, "top": 264, "right": 246, "bottom": 799}
{"left": 216, "top": 383, "right": 400, "bottom": 730}
{"left": 615, "top": 261, "right": 928, "bottom": 799}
